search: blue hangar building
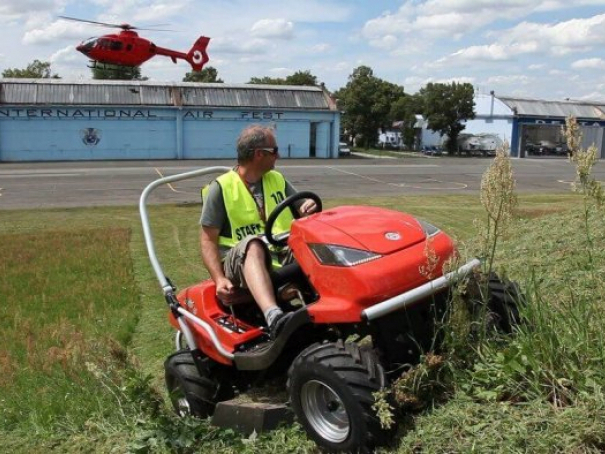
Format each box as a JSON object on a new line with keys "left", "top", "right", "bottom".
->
{"left": 0, "top": 79, "right": 341, "bottom": 162}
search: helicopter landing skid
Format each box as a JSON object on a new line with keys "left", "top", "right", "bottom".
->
{"left": 87, "top": 60, "right": 138, "bottom": 77}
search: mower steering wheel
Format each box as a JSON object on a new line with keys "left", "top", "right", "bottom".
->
{"left": 265, "top": 191, "right": 323, "bottom": 247}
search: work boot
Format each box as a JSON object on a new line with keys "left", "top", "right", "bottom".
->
{"left": 269, "top": 311, "right": 294, "bottom": 340}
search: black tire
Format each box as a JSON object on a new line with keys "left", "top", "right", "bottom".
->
{"left": 287, "top": 340, "right": 394, "bottom": 453}
{"left": 164, "top": 350, "right": 233, "bottom": 418}
{"left": 465, "top": 272, "right": 524, "bottom": 334}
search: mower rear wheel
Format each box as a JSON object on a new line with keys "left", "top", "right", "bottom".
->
{"left": 164, "top": 350, "right": 232, "bottom": 418}
{"left": 287, "top": 340, "right": 393, "bottom": 453}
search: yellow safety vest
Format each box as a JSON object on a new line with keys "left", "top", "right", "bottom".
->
{"left": 202, "top": 169, "right": 294, "bottom": 261}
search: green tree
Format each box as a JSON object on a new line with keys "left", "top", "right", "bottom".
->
{"left": 248, "top": 70, "right": 319, "bottom": 86}
{"left": 92, "top": 64, "right": 146, "bottom": 80}
{"left": 419, "top": 82, "right": 475, "bottom": 154}
{"left": 284, "top": 70, "right": 318, "bottom": 86}
{"left": 390, "top": 94, "right": 423, "bottom": 150}
{"left": 248, "top": 75, "right": 286, "bottom": 85}
{"left": 183, "top": 66, "right": 223, "bottom": 82}
{"left": 334, "top": 66, "right": 405, "bottom": 148}
{"left": 2, "top": 60, "right": 59, "bottom": 78}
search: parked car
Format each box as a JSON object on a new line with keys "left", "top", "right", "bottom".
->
{"left": 422, "top": 145, "right": 443, "bottom": 156}
{"left": 339, "top": 142, "right": 351, "bottom": 156}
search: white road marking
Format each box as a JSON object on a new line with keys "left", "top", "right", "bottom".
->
{"left": 327, "top": 167, "right": 467, "bottom": 190}
{"left": 326, "top": 166, "right": 402, "bottom": 187}
{"left": 400, "top": 180, "right": 468, "bottom": 190}
{"left": 0, "top": 173, "right": 84, "bottom": 178}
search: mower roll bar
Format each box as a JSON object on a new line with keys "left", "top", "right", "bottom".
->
{"left": 139, "top": 166, "right": 233, "bottom": 360}
{"left": 361, "top": 258, "right": 481, "bottom": 321}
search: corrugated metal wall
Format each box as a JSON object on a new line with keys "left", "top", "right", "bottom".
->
{"left": 0, "top": 80, "right": 340, "bottom": 162}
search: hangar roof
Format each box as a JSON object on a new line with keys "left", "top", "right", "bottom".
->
{"left": 498, "top": 96, "right": 605, "bottom": 120}
{"left": 0, "top": 79, "right": 337, "bottom": 111}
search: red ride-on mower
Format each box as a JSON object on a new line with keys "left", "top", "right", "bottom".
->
{"left": 140, "top": 167, "right": 522, "bottom": 453}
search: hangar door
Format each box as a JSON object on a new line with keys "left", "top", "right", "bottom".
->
{"left": 0, "top": 116, "right": 176, "bottom": 161}
{"left": 520, "top": 123, "right": 604, "bottom": 159}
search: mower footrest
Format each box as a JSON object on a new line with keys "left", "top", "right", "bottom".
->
{"left": 211, "top": 400, "right": 293, "bottom": 435}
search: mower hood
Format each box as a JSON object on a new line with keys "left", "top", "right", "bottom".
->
{"left": 311, "top": 206, "right": 427, "bottom": 255}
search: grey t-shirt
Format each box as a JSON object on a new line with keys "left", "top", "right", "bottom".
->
{"left": 200, "top": 176, "right": 298, "bottom": 240}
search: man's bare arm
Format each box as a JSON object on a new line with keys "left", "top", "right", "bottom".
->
{"left": 201, "top": 225, "right": 234, "bottom": 298}
{"left": 200, "top": 225, "right": 225, "bottom": 281}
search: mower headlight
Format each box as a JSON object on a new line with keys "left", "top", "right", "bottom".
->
{"left": 308, "top": 243, "right": 382, "bottom": 267}
{"left": 418, "top": 219, "right": 440, "bottom": 237}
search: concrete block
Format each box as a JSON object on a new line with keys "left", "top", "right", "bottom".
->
{"left": 211, "top": 400, "right": 294, "bottom": 435}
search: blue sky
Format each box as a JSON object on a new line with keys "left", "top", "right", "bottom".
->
{"left": 1, "top": 1, "right": 604, "bottom": 101}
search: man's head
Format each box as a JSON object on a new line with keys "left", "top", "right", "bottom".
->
{"left": 236, "top": 125, "right": 279, "bottom": 167}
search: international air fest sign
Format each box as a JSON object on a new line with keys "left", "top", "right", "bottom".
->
{"left": 0, "top": 108, "right": 286, "bottom": 121}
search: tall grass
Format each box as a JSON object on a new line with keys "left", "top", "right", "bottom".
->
{"left": 375, "top": 139, "right": 605, "bottom": 452}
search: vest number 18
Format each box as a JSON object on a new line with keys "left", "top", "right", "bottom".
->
{"left": 270, "top": 192, "right": 285, "bottom": 204}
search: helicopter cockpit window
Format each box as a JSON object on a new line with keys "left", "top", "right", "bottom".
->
{"left": 110, "top": 40, "right": 123, "bottom": 51}
{"left": 97, "top": 38, "right": 110, "bottom": 49}
{"left": 81, "top": 37, "right": 96, "bottom": 52}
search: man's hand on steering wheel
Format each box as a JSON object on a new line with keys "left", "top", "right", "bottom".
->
{"left": 298, "top": 198, "right": 318, "bottom": 216}
{"left": 265, "top": 191, "right": 323, "bottom": 247}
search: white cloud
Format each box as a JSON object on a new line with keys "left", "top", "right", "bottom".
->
{"left": 549, "top": 69, "right": 567, "bottom": 76}
{"left": 318, "top": 61, "right": 350, "bottom": 72}
{"left": 251, "top": 18, "right": 294, "bottom": 39}
{"left": 368, "top": 34, "right": 398, "bottom": 50}
{"left": 211, "top": 37, "right": 269, "bottom": 55}
{"left": 0, "top": 1, "right": 66, "bottom": 21}
{"left": 572, "top": 58, "right": 605, "bottom": 69}
{"left": 496, "top": 15, "right": 605, "bottom": 55}
{"left": 49, "top": 44, "right": 80, "bottom": 64}
{"left": 363, "top": 1, "right": 605, "bottom": 56}
{"left": 269, "top": 67, "right": 292, "bottom": 76}
{"left": 486, "top": 74, "right": 533, "bottom": 85}
{"left": 89, "top": 0, "right": 191, "bottom": 22}
{"left": 23, "top": 20, "right": 90, "bottom": 45}
{"left": 424, "top": 14, "right": 605, "bottom": 69}
{"left": 311, "top": 43, "right": 330, "bottom": 52}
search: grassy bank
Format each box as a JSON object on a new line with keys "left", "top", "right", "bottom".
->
{"left": 1, "top": 192, "right": 602, "bottom": 452}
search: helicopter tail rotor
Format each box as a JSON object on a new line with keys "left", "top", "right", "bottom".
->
{"left": 186, "top": 36, "right": 210, "bottom": 71}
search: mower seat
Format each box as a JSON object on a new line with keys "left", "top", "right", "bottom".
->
{"left": 218, "top": 262, "right": 305, "bottom": 307}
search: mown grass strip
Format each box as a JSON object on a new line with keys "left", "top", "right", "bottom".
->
{"left": 0, "top": 228, "right": 140, "bottom": 432}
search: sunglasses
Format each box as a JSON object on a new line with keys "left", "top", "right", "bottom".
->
{"left": 255, "top": 146, "right": 279, "bottom": 154}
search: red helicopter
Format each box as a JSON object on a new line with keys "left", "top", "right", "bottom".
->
{"left": 60, "top": 16, "right": 210, "bottom": 71}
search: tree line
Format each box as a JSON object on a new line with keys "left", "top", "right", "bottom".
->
{"left": 1, "top": 61, "right": 474, "bottom": 154}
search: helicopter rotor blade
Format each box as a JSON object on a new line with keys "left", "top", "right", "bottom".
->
{"left": 132, "top": 27, "right": 175, "bottom": 32}
{"left": 59, "top": 16, "right": 124, "bottom": 28}
{"left": 59, "top": 16, "right": 173, "bottom": 31}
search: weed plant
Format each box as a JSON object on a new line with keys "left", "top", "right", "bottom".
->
{"left": 376, "top": 137, "right": 605, "bottom": 452}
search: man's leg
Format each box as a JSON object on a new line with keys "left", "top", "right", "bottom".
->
{"left": 242, "top": 239, "right": 278, "bottom": 313}
{"left": 224, "top": 236, "right": 293, "bottom": 337}
{"left": 241, "top": 240, "right": 289, "bottom": 333}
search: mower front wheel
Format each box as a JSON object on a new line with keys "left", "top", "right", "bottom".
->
{"left": 287, "top": 341, "right": 394, "bottom": 453}
{"left": 164, "top": 350, "right": 232, "bottom": 418}
{"left": 465, "top": 272, "right": 524, "bottom": 334}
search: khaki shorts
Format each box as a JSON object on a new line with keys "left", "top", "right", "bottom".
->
{"left": 223, "top": 235, "right": 272, "bottom": 289}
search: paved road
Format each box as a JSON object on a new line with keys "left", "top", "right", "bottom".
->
{"left": 0, "top": 155, "right": 603, "bottom": 210}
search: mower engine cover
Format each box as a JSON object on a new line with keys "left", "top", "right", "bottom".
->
{"left": 288, "top": 205, "right": 456, "bottom": 323}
